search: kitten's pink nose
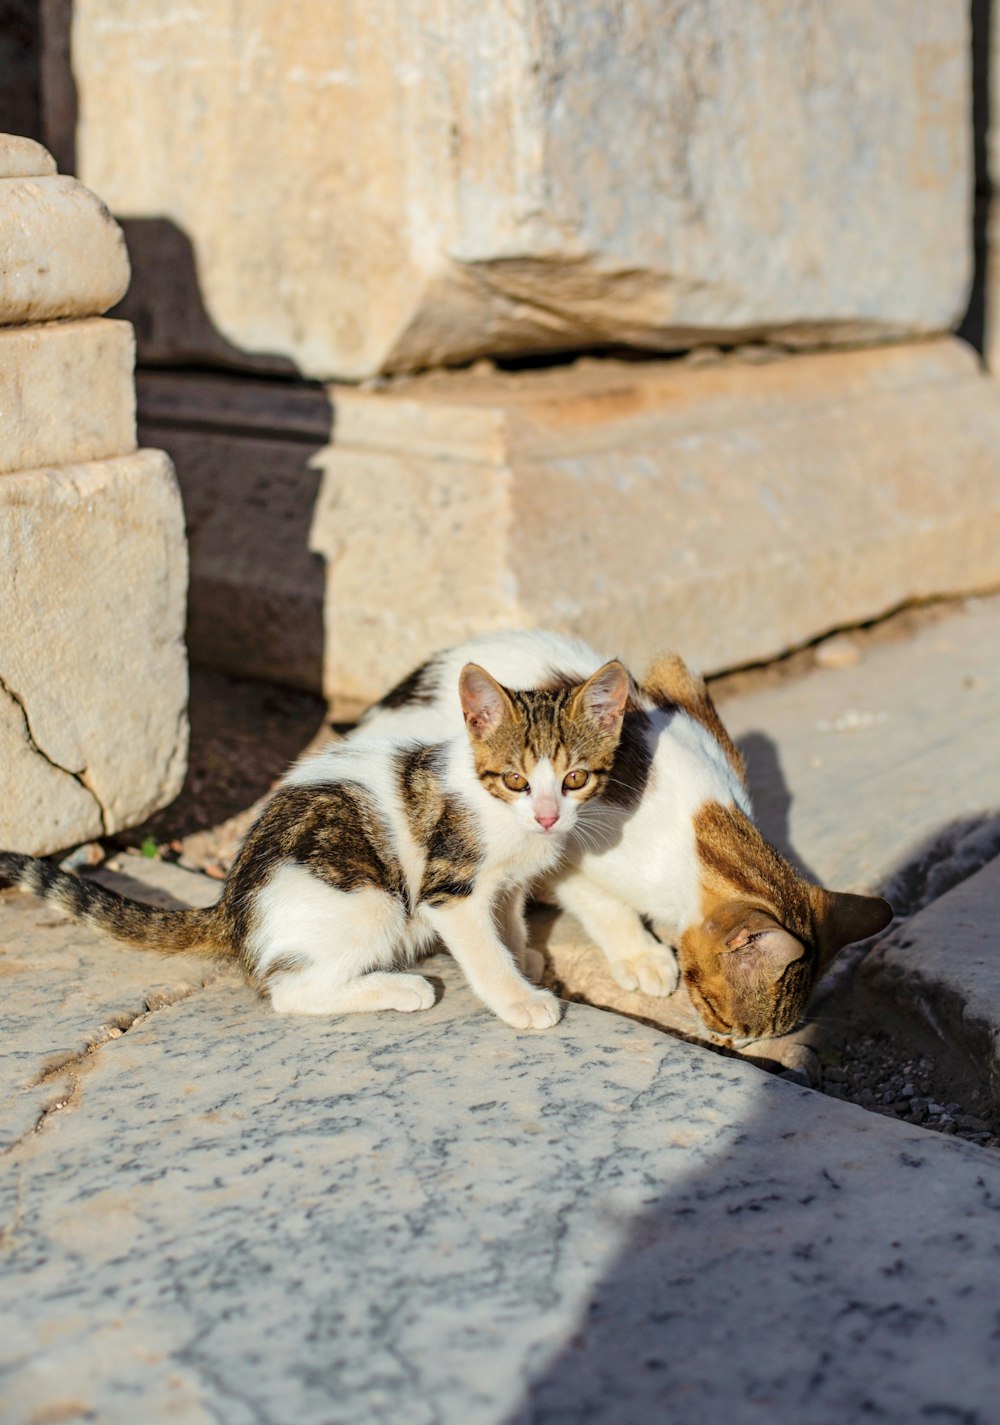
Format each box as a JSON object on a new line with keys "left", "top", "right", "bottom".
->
{"left": 535, "top": 810, "right": 559, "bottom": 831}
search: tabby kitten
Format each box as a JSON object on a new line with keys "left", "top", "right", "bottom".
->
{"left": 0, "top": 660, "right": 629, "bottom": 1030}
{"left": 355, "top": 630, "right": 893, "bottom": 1043}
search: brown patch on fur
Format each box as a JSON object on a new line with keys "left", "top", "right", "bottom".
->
{"left": 369, "top": 655, "right": 440, "bottom": 711}
{"left": 220, "top": 783, "right": 408, "bottom": 972}
{"left": 642, "top": 653, "right": 747, "bottom": 785}
{"left": 395, "top": 744, "right": 482, "bottom": 905}
{"left": 256, "top": 950, "right": 310, "bottom": 987}
{"left": 679, "top": 803, "right": 891, "bottom": 1040}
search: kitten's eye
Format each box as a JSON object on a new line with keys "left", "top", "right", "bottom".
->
{"left": 562, "top": 769, "right": 590, "bottom": 791}
{"left": 503, "top": 772, "right": 529, "bottom": 793}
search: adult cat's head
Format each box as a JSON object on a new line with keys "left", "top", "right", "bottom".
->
{"left": 458, "top": 660, "right": 630, "bottom": 839}
{"left": 678, "top": 801, "right": 892, "bottom": 1042}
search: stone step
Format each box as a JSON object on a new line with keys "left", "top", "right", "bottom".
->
{"left": 140, "top": 340, "right": 1000, "bottom": 703}
{"left": 860, "top": 855, "right": 1000, "bottom": 1104}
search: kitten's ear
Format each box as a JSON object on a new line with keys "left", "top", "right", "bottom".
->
{"left": 459, "top": 664, "right": 515, "bottom": 741}
{"left": 571, "top": 660, "right": 630, "bottom": 733}
{"left": 811, "top": 888, "right": 893, "bottom": 969}
{"left": 716, "top": 908, "right": 805, "bottom": 987}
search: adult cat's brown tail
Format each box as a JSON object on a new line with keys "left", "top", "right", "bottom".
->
{"left": 0, "top": 851, "right": 225, "bottom": 956}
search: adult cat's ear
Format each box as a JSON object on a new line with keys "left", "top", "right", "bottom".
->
{"left": 571, "top": 660, "right": 630, "bottom": 733}
{"left": 811, "top": 888, "right": 893, "bottom": 969}
{"left": 716, "top": 907, "right": 805, "bottom": 987}
{"left": 459, "top": 664, "right": 515, "bottom": 740}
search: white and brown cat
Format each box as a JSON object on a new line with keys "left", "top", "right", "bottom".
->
{"left": 355, "top": 629, "right": 893, "bottom": 1043}
{"left": 0, "top": 660, "right": 629, "bottom": 1030}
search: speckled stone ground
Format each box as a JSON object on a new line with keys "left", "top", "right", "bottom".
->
{"left": 3, "top": 887, "right": 1000, "bottom": 1425}
{"left": 3, "top": 597, "right": 1000, "bottom": 1423}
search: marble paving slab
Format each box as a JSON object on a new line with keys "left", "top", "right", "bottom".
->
{"left": 2, "top": 899, "right": 1000, "bottom": 1425}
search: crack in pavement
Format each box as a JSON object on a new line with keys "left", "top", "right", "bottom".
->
{"left": 0, "top": 669, "right": 110, "bottom": 835}
{"left": 3, "top": 974, "right": 226, "bottom": 1163}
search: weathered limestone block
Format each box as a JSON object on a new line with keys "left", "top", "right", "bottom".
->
{"left": 311, "top": 339, "right": 1000, "bottom": 701}
{"left": 0, "top": 133, "right": 56, "bottom": 178}
{"left": 0, "top": 171, "right": 130, "bottom": 325}
{"left": 0, "top": 318, "right": 136, "bottom": 474}
{"left": 69, "top": 1, "right": 970, "bottom": 378}
{"left": 1, "top": 450, "right": 189, "bottom": 855}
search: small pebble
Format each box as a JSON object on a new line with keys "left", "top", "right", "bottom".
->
{"left": 58, "top": 841, "right": 105, "bottom": 872}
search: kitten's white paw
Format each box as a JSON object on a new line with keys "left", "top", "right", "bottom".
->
{"left": 495, "top": 986, "right": 561, "bottom": 1030}
{"left": 517, "top": 946, "right": 547, "bottom": 984}
{"left": 384, "top": 974, "right": 437, "bottom": 1012}
{"left": 607, "top": 940, "right": 680, "bottom": 998}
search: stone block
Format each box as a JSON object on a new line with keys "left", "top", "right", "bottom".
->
{"left": 68, "top": 2, "right": 970, "bottom": 379}
{"left": 0, "top": 173, "right": 130, "bottom": 326}
{"left": 141, "top": 341, "right": 1000, "bottom": 704}
{"left": 0, "top": 133, "right": 56, "bottom": 178}
{"left": 0, "top": 449, "right": 189, "bottom": 855}
{"left": 0, "top": 318, "right": 136, "bottom": 474}
{"left": 311, "top": 339, "right": 1000, "bottom": 701}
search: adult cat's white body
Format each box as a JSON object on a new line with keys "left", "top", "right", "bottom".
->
{"left": 354, "top": 630, "right": 752, "bottom": 997}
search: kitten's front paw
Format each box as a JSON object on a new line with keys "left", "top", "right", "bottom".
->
{"left": 607, "top": 940, "right": 680, "bottom": 998}
{"left": 495, "top": 986, "right": 561, "bottom": 1030}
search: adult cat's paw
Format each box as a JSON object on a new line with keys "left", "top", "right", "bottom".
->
{"left": 517, "top": 945, "right": 547, "bottom": 984}
{"left": 495, "top": 986, "right": 562, "bottom": 1030}
{"left": 606, "top": 939, "right": 679, "bottom": 997}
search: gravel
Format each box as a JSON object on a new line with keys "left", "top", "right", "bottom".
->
{"left": 819, "top": 1029, "right": 999, "bottom": 1151}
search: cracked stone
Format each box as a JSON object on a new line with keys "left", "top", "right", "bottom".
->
{"left": 0, "top": 450, "right": 188, "bottom": 854}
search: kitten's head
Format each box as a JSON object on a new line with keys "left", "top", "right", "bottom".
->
{"left": 678, "top": 803, "right": 892, "bottom": 1042}
{"left": 458, "top": 660, "right": 630, "bottom": 838}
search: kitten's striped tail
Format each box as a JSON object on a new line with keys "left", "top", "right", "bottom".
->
{"left": 0, "top": 851, "right": 226, "bottom": 956}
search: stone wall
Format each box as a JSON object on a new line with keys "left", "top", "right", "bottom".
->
{"left": 1, "top": 135, "right": 189, "bottom": 855}
{"left": 67, "top": 0, "right": 971, "bottom": 380}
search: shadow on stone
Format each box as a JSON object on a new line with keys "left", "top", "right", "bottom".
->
{"left": 113, "top": 217, "right": 301, "bottom": 375}
{"left": 958, "top": 0, "right": 991, "bottom": 356}
{"left": 737, "top": 729, "right": 821, "bottom": 884}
